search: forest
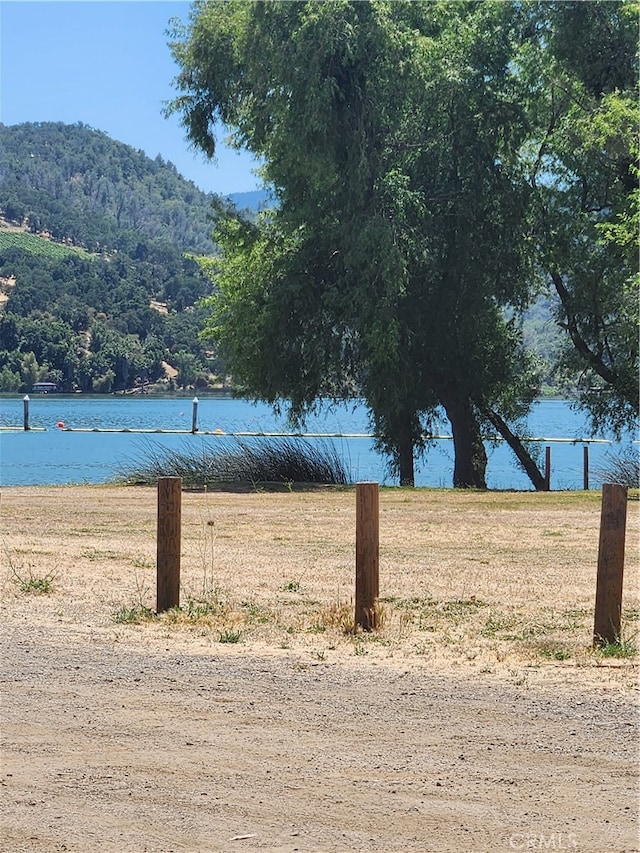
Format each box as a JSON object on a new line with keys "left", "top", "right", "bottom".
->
{"left": 0, "top": 121, "right": 238, "bottom": 393}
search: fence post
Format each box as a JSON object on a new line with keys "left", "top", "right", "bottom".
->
{"left": 191, "top": 397, "right": 199, "bottom": 434}
{"left": 23, "top": 395, "right": 30, "bottom": 431}
{"left": 593, "top": 483, "right": 628, "bottom": 647}
{"left": 355, "top": 482, "right": 379, "bottom": 631}
{"left": 544, "top": 445, "right": 551, "bottom": 491}
{"left": 157, "top": 477, "right": 182, "bottom": 613}
{"left": 583, "top": 445, "right": 589, "bottom": 491}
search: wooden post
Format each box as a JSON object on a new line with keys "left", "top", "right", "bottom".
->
{"left": 544, "top": 445, "right": 551, "bottom": 491}
{"left": 23, "top": 395, "right": 30, "bottom": 431}
{"left": 157, "top": 477, "right": 182, "bottom": 613}
{"left": 583, "top": 445, "right": 589, "bottom": 491}
{"left": 593, "top": 483, "right": 628, "bottom": 646}
{"left": 191, "top": 397, "right": 199, "bottom": 433}
{"left": 355, "top": 482, "right": 379, "bottom": 631}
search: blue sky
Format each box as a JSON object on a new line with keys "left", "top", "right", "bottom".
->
{"left": 0, "top": 1, "right": 261, "bottom": 195}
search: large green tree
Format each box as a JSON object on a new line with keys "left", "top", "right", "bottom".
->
{"left": 170, "top": 0, "right": 544, "bottom": 487}
{"left": 525, "top": 1, "right": 639, "bottom": 437}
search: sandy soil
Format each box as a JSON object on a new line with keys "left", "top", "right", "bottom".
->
{"left": 1, "top": 485, "right": 638, "bottom": 853}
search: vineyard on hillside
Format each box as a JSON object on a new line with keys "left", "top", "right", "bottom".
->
{"left": 0, "top": 229, "right": 89, "bottom": 260}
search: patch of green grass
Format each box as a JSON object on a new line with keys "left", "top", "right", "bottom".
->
{"left": 159, "top": 594, "right": 229, "bottom": 626}
{"left": 81, "top": 548, "right": 120, "bottom": 561}
{"left": 219, "top": 628, "right": 242, "bottom": 644}
{"left": 480, "top": 613, "right": 518, "bottom": 638}
{"left": 112, "top": 604, "right": 155, "bottom": 624}
{"left": 241, "top": 601, "right": 272, "bottom": 624}
{"left": 594, "top": 635, "right": 637, "bottom": 659}
{"left": 538, "top": 647, "right": 572, "bottom": 661}
{"left": 440, "top": 598, "right": 487, "bottom": 617}
{"left": 284, "top": 579, "right": 301, "bottom": 593}
{"left": 14, "top": 570, "right": 57, "bottom": 594}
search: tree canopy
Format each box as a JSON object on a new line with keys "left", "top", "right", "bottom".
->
{"left": 524, "top": 1, "right": 639, "bottom": 438}
{"left": 169, "top": 1, "right": 561, "bottom": 486}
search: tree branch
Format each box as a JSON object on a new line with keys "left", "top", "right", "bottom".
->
{"left": 550, "top": 270, "right": 620, "bottom": 388}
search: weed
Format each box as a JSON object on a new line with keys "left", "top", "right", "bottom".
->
{"left": 538, "top": 646, "right": 572, "bottom": 661}
{"left": 81, "top": 548, "right": 119, "bottom": 561}
{"left": 353, "top": 639, "right": 367, "bottom": 656}
{"left": 112, "top": 604, "right": 155, "bottom": 624}
{"left": 594, "top": 634, "right": 637, "bottom": 659}
{"left": 5, "top": 545, "right": 58, "bottom": 594}
{"left": 241, "top": 601, "right": 273, "bottom": 624}
{"left": 481, "top": 613, "right": 517, "bottom": 638}
{"left": 219, "top": 628, "right": 242, "bottom": 644}
{"left": 284, "top": 579, "right": 301, "bottom": 593}
{"left": 13, "top": 569, "right": 57, "bottom": 594}
{"left": 313, "top": 601, "right": 355, "bottom": 634}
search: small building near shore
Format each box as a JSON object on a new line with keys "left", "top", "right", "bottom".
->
{"left": 31, "top": 382, "right": 59, "bottom": 393}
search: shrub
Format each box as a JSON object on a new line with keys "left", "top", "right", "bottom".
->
{"left": 594, "top": 448, "right": 640, "bottom": 489}
{"left": 116, "top": 436, "right": 350, "bottom": 488}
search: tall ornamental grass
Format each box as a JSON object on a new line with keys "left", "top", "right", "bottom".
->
{"left": 116, "top": 436, "right": 350, "bottom": 488}
{"left": 594, "top": 448, "right": 640, "bottom": 490}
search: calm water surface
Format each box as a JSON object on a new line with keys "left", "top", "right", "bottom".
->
{"left": 0, "top": 395, "right": 633, "bottom": 489}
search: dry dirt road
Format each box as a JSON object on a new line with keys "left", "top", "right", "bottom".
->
{"left": 1, "top": 486, "right": 638, "bottom": 853}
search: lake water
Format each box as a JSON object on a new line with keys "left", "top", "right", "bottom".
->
{"left": 0, "top": 395, "right": 634, "bottom": 489}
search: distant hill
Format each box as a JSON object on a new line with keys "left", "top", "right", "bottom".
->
{"left": 227, "top": 189, "right": 273, "bottom": 212}
{"left": 0, "top": 121, "right": 231, "bottom": 394}
{"left": 0, "top": 121, "right": 219, "bottom": 254}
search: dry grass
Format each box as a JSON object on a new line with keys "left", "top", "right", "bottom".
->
{"left": 1, "top": 485, "right": 638, "bottom": 674}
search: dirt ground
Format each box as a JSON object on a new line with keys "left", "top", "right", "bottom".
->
{"left": 1, "top": 485, "right": 638, "bottom": 853}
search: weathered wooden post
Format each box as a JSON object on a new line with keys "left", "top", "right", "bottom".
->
{"left": 157, "top": 477, "right": 182, "bottom": 613}
{"left": 593, "top": 483, "right": 628, "bottom": 646}
{"left": 355, "top": 482, "right": 379, "bottom": 631}
{"left": 23, "top": 395, "right": 30, "bottom": 431}
{"left": 191, "top": 397, "right": 199, "bottom": 434}
{"left": 544, "top": 445, "right": 551, "bottom": 491}
{"left": 583, "top": 445, "right": 589, "bottom": 491}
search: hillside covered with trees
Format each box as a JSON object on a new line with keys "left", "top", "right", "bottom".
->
{"left": 0, "top": 121, "right": 227, "bottom": 393}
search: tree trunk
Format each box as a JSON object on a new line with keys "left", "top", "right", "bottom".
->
{"left": 478, "top": 403, "right": 546, "bottom": 491}
{"left": 397, "top": 417, "right": 415, "bottom": 487}
{"left": 440, "top": 392, "right": 487, "bottom": 489}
